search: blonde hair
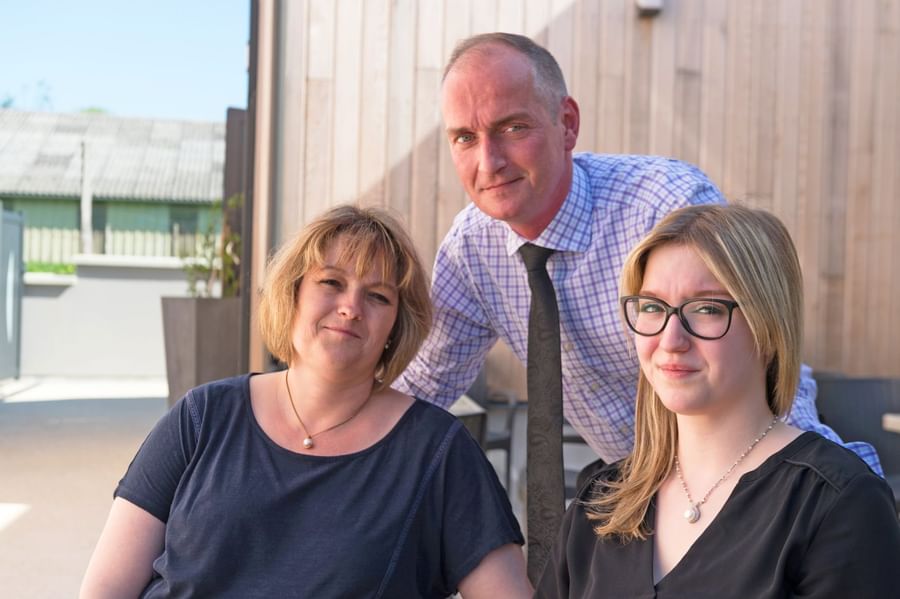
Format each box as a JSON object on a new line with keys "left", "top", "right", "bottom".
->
{"left": 586, "top": 204, "right": 803, "bottom": 540}
{"left": 257, "top": 205, "right": 432, "bottom": 391}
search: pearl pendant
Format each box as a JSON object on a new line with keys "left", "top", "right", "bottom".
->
{"left": 303, "top": 437, "right": 314, "bottom": 449}
{"left": 684, "top": 504, "right": 701, "bottom": 523}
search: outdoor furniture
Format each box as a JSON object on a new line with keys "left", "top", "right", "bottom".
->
{"left": 813, "top": 372, "right": 900, "bottom": 511}
{"left": 883, "top": 413, "right": 900, "bottom": 434}
{"left": 448, "top": 394, "right": 486, "bottom": 447}
{"left": 464, "top": 367, "right": 520, "bottom": 489}
{"left": 563, "top": 422, "right": 589, "bottom": 500}
{"left": 483, "top": 390, "right": 519, "bottom": 490}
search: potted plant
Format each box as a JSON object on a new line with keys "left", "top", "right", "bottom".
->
{"left": 161, "top": 194, "right": 243, "bottom": 407}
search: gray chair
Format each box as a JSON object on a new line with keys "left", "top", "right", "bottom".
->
{"left": 465, "top": 368, "right": 520, "bottom": 490}
{"left": 813, "top": 372, "right": 900, "bottom": 511}
{"left": 563, "top": 422, "right": 585, "bottom": 500}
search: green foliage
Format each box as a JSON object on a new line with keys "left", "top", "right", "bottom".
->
{"left": 26, "top": 261, "right": 76, "bottom": 275}
{"left": 180, "top": 194, "right": 242, "bottom": 298}
{"left": 221, "top": 193, "right": 242, "bottom": 298}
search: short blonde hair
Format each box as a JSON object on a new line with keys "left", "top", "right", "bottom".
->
{"left": 257, "top": 205, "right": 432, "bottom": 391}
{"left": 587, "top": 204, "right": 804, "bottom": 540}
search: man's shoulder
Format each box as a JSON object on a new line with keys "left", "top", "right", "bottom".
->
{"left": 574, "top": 152, "right": 711, "bottom": 179}
{"left": 573, "top": 152, "right": 724, "bottom": 213}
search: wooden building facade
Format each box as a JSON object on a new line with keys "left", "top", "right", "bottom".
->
{"left": 247, "top": 0, "right": 900, "bottom": 379}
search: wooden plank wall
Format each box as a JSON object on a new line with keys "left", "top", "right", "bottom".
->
{"left": 261, "top": 0, "right": 900, "bottom": 377}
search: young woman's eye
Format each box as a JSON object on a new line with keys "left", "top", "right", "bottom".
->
{"left": 319, "top": 278, "right": 341, "bottom": 288}
{"left": 692, "top": 302, "right": 725, "bottom": 315}
{"left": 369, "top": 292, "right": 391, "bottom": 304}
{"left": 639, "top": 301, "right": 665, "bottom": 313}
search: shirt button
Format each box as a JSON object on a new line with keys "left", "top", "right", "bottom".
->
{"left": 563, "top": 342, "right": 573, "bottom": 352}
{"left": 590, "top": 382, "right": 601, "bottom": 392}
{"left": 619, "top": 424, "right": 632, "bottom": 436}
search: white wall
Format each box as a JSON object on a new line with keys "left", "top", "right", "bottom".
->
{"left": 21, "top": 255, "right": 191, "bottom": 377}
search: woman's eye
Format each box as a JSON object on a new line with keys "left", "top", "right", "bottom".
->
{"left": 692, "top": 302, "right": 724, "bottom": 315}
{"left": 319, "top": 278, "right": 341, "bottom": 288}
{"left": 369, "top": 292, "right": 391, "bottom": 304}
{"left": 639, "top": 302, "right": 665, "bottom": 313}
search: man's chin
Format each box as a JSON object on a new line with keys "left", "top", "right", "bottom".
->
{"left": 473, "top": 197, "right": 527, "bottom": 224}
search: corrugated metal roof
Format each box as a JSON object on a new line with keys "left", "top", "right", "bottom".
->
{"left": 0, "top": 109, "right": 224, "bottom": 203}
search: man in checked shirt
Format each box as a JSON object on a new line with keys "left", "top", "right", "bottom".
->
{"left": 393, "top": 32, "right": 882, "bottom": 476}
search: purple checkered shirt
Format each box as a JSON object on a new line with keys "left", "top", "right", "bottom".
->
{"left": 395, "top": 153, "right": 883, "bottom": 475}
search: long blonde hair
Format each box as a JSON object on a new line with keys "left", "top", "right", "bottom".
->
{"left": 586, "top": 204, "right": 803, "bottom": 540}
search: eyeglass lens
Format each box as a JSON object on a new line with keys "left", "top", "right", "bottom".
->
{"left": 624, "top": 297, "right": 732, "bottom": 338}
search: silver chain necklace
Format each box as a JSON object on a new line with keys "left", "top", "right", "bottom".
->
{"left": 674, "top": 416, "right": 779, "bottom": 523}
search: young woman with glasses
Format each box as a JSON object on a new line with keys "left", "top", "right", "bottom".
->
{"left": 536, "top": 204, "right": 900, "bottom": 598}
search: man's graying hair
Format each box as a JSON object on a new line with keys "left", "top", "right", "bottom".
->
{"left": 443, "top": 32, "right": 569, "bottom": 115}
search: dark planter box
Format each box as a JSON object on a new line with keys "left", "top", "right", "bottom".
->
{"left": 162, "top": 297, "right": 241, "bottom": 407}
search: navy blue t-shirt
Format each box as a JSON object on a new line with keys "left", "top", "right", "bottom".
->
{"left": 115, "top": 374, "right": 523, "bottom": 598}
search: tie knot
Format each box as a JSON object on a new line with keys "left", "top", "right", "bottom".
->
{"left": 519, "top": 243, "right": 555, "bottom": 272}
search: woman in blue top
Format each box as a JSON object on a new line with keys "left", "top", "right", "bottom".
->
{"left": 537, "top": 204, "right": 900, "bottom": 598}
{"left": 81, "top": 205, "right": 529, "bottom": 598}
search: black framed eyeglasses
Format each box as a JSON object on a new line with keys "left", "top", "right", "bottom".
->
{"left": 621, "top": 295, "right": 740, "bottom": 340}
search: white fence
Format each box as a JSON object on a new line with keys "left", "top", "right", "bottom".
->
{"left": 23, "top": 227, "right": 217, "bottom": 264}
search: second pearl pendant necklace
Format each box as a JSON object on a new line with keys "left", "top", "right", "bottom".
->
{"left": 674, "top": 417, "right": 779, "bottom": 523}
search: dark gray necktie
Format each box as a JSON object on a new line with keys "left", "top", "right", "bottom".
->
{"left": 519, "top": 243, "right": 564, "bottom": 584}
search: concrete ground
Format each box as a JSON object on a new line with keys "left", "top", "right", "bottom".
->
{"left": 0, "top": 378, "right": 167, "bottom": 599}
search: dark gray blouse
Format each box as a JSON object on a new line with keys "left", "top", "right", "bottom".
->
{"left": 536, "top": 432, "right": 900, "bottom": 598}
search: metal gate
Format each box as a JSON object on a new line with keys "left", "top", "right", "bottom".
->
{"left": 0, "top": 209, "right": 24, "bottom": 379}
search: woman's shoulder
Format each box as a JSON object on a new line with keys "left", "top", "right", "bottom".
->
{"left": 574, "top": 459, "right": 626, "bottom": 504}
{"left": 409, "top": 396, "right": 456, "bottom": 417}
{"left": 404, "top": 399, "right": 469, "bottom": 436}
{"left": 191, "top": 373, "right": 249, "bottom": 395}
{"left": 171, "top": 374, "right": 251, "bottom": 425}
{"left": 179, "top": 374, "right": 248, "bottom": 405}
{"left": 389, "top": 398, "right": 487, "bottom": 457}
{"left": 778, "top": 432, "right": 884, "bottom": 491}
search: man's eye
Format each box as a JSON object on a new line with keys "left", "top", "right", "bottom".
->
{"left": 505, "top": 124, "right": 525, "bottom": 133}
{"left": 454, "top": 133, "right": 475, "bottom": 144}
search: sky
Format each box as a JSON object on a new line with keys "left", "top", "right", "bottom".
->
{"left": 1, "top": 0, "right": 249, "bottom": 122}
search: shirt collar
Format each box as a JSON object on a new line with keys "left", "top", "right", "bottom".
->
{"left": 504, "top": 161, "right": 593, "bottom": 256}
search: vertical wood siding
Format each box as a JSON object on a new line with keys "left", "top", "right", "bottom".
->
{"left": 259, "top": 0, "right": 900, "bottom": 377}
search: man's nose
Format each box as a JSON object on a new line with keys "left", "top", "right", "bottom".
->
{"left": 478, "top": 137, "right": 507, "bottom": 174}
